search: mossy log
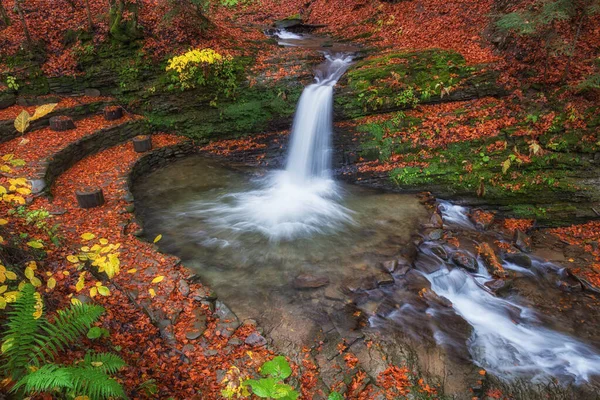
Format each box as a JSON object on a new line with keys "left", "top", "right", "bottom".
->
{"left": 133, "top": 135, "right": 152, "bottom": 153}
{"left": 104, "top": 105, "right": 124, "bottom": 121}
{"left": 49, "top": 116, "right": 76, "bottom": 131}
{"left": 76, "top": 188, "right": 105, "bottom": 209}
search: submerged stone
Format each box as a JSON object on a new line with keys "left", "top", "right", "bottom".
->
{"left": 293, "top": 273, "right": 330, "bottom": 289}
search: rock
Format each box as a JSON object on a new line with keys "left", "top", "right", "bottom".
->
{"left": 192, "top": 287, "right": 217, "bottom": 301}
{"left": 84, "top": 88, "right": 102, "bottom": 97}
{"left": 29, "top": 179, "right": 46, "bottom": 195}
{"left": 513, "top": 230, "right": 532, "bottom": 253}
{"left": 293, "top": 274, "right": 330, "bottom": 289}
{"left": 430, "top": 212, "right": 443, "bottom": 228}
{"left": 185, "top": 312, "right": 207, "bottom": 340}
{"left": 185, "top": 329, "right": 203, "bottom": 340}
{"left": 215, "top": 301, "right": 240, "bottom": 338}
{"left": 422, "top": 289, "right": 452, "bottom": 308}
{"left": 178, "top": 279, "right": 190, "bottom": 296}
{"left": 204, "top": 349, "right": 218, "bottom": 357}
{"left": 452, "top": 251, "right": 478, "bottom": 272}
{"left": 324, "top": 286, "right": 345, "bottom": 301}
{"left": 228, "top": 337, "right": 243, "bottom": 346}
{"left": 430, "top": 245, "right": 449, "bottom": 260}
{"left": 245, "top": 332, "right": 267, "bottom": 347}
{"left": 182, "top": 344, "right": 195, "bottom": 353}
{"left": 428, "top": 229, "right": 444, "bottom": 241}
{"left": 381, "top": 259, "right": 398, "bottom": 273}
{"left": 484, "top": 279, "right": 512, "bottom": 295}
{"left": 413, "top": 253, "right": 442, "bottom": 274}
{"left": 504, "top": 252, "right": 532, "bottom": 269}
{"left": 557, "top": 279, "right": 582, "bottom": 293}
{"left": 375, "top": 271, "right": 394, "bottom": 287}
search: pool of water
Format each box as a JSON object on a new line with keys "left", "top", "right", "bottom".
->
{"left": 132, "top": 155, "right": 428, "bottom": 345}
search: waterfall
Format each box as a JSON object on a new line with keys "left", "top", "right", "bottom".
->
{"left": 193, "top": 54, "right": 355, "bottom": 241}
{"left": 286, "top": 55, "right": 352, "bottom": 182}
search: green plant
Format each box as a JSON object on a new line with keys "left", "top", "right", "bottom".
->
{"left": 1, "top": 284, "right": 126, "bottom": 399}
{"left": 395, "top": 87, "right": 419, "bottom": 108}
{"left": 328, "top": 392, "right": 344, "bottom": 400}
{"left": 243, "top": 356, "right": 298, "bottom": 400}
{"left": 6, "top": 75, "right": 19, "bottom": 91}
{"left": 10, "top": 207, "right": 61, "bottom": 246}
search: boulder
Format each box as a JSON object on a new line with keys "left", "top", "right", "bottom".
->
{"left": 504, "top": 252, "right": 532, "bottom": 269}
{"left": 452, "top": 251, "right": 477, "bottom": 273}
{"left": 513, "top": 230, "right": 532, "bottom": 253}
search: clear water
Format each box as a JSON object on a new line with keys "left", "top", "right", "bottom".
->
{"left": 133, "top": 156, "right": 428, "bottom": 344}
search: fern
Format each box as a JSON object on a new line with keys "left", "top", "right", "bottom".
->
{"left": 13, "top": 360, "right": 127, "bottom": 400}
{"left": 1, "top": 284, "right": 126, "bottom": 399}
{"left": 33, "top": 302, "right": 105, "bottom": 366}
{"left": 82, "top": 352, "right": 127, "bottom": 374}
{"left": 1, "top": 284, "right": 44, "bottom": 379}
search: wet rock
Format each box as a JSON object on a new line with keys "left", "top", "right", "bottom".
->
{"left": 192, "top": 287, "right": 217, "bottom": 301}
{"left": 430, "top": 212, "right": 443, "bottom": 228}
{"left": 215, "top": 301, "right": 240, "bottom": 338}
{"left": 331, "top": 304, "right": 365, "bottom": 341}
{"left": 504, "top": 252, "right": 532, "bottom": 269}
{"left": 375, "top": 271, "right": 394, "bottom": 287}
{"left": 513, "top": 230, "right": 532, "bottom": 253}
{"left": 380, "top": 259, "right": 398, "bottom": 273}
{"left": 422, "top": 289, "right": 452, "bottom": 308}
{"left": 430, "top": 245, "right": 449, "bottom": 260}
{"left": 324, "top": 286, "right": 345, "bottom": 301}
{"left": 293, "top": 273, "right": 329, "bottom": 289}
{"left": 557, "top": 279, "right": 582, "bottom": 293}
{"left": 403, "top": 269, "right": 432, "bottom": 291}
{"left": 428, "top": 229, "right": 444, "bottom": 241}
{"left": 484, "top": 279, "right": 512, "bottom": 295}
{"left": 178, "top": 279, "right": 190, "bottom": 296}
{"left": 375, "top": 301, "right": 397, "bottom": 317}
{"left": 451, "top": 251, "right": 477, "bottom": 273}
{"left": 245, "top": 332, "right": 267, "bottom": 347}
{"left": 182, "top": 344, "right": 195, "bottom": 353}
{"left": 344, "top": 277, "right": 377, "bottom": 293}
{"left": 228, "top": 337, "right": 243, "bottom": 346}
{"left": 185, "top": 311, "right": 207, "bottom": 340}
{"left": 413, "top": 253, "right": 442, "bottom": 274}
{"left": 204, "top": 349, "right": 219, "bottom": 357}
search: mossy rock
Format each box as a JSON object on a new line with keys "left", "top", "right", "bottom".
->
{"left": 335, "top": 49, "right": 505, "bottom": 119}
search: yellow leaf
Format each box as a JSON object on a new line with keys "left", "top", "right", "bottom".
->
{"left": 76, "top": 272, "right": 86, "bottom": 292}
{"left": 152, "top": 276, "right": 164, "bottom": 284}
{"left": 81, "top": 233, "right": 96, "bottom": 241}
{"left": 81, "top": 246, "right": 90, "bottom": 252}
{"left": 149, "top": 288, "right": 156, "bottom": 298}
{"left": 1, "top": 154, "right": 12, "bottom": 162}
{"left": 63, "top": 270, "right": 70, "bottom": 276}
{"left": 67, "top": 255, "right": 79, "bottom": 263}
{"left": 0, "top": 285, "right": 7, "bottom": 294}
{"left": 153, "top": 234, "right": 162, "bottom": 243}
{"left": 1, "top": 337, "right": 13, "bottom": 353}
{"left": 0, "top": 219, "right": 8, "bottom": 225}
{"left": 89, "top": 287, "right": 97, "bottom": 298}
{"left": 47, "top": 277, "right": 56, "bottom": 289}
{"left": 24, "top": 267, "right": 35, "bottom": 280}
{"left": 90, "top": 361, "right": 103, "bottom": 367}
{"left": 14, "top": 110, "right": 30, "bottom": 134}
{"left": 29, "top": 276, "right": 42, "bottom": 287}
{"left": 127, "top": 268, "right": 137, "bottom": 274}
{"left": 0, "top": 236, "right": 4, "bottom": 245}
{"left": 91, "top": 244, "right": 101, "bottom": 252}
{"left": 5, "top": 271, "right": 17, "bottom": 280}
{"left": 75, "top": 396, "right": 90, "bottom": 400}
{"left": 71, "top": 298, "right": 83, "bottom": 306}
{"left": 9, "top": 178, "right": 27, "bottom": 186}
{"left": 99, "top": 238, "right": 109, "bottom": 245}
{"left": 0, "top": 297, "right": 6, "bottom": 310}
{"left": 97, "top": 286, "right": 110, "bottom": 296}
{"left": 30, "top": 103, "right": 58, "bottom": 121}
{"left": 16, "top": 187, "right": 31, "bottom": 196}
{"left": 27, "top": 241, "right": 44, "bottom": 249}
{"left": 4, "top": 291, "right": 19, "bottom": 302}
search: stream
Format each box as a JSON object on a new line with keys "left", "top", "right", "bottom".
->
{"left": 132, "top": 30, "right": 600, "bottom": 395}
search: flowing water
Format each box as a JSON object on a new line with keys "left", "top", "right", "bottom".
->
{"left": 133, "top": 38, "right": 600, "bottom": 390}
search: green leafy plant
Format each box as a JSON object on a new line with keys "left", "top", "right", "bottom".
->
{"left": 1, "top": 284, "right": 126, "bottom": 399}
{"left": 6, "top": 75, "right": 19, "bottom": 91}
{"left": 244, "top": 356, "right": 298, "bottom": 400}
{"left": 328, "top": 392, "right": 344, "bottom": 400}
{"left": 9, "top": 207, "right": 61, "bottom": 246}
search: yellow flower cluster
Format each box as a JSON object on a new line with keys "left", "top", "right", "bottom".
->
{"left": 166, "top": 48, "right": 223, "bottom": 73}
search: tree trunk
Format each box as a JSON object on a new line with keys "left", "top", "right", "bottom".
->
{"left": 84, "top": 0, "right": 94, "bottom": 31}
{"left": 0, "top": 0, "right": 11, "bottom": 27}
{"left": 15, "top": 0, "right": 32, "bottom": 47}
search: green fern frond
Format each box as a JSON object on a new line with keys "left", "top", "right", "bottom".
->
{"left": 12, "top": 363, "right": 74, "bottom": 394}
{"left": 32, "top": 303, "right": 104, "bottom": 366}
{"left": 66, "top": 366, "right": 127, "bottom": 399}
{"left": 1, "top": 284, "right": 43, "bottom": 379}
{"left": 82, "top": 352, "right": 127, "bottom": 374}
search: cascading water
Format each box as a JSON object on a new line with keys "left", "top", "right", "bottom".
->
{"left": 193, "top": 53, "right": 355, "bottom": 241}
{"left": 422, "top": 205, "right": 600, "bottom": 384}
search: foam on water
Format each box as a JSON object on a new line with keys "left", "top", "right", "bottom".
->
{"left": 189, "top": 53, "right": 354, "bottom": 241}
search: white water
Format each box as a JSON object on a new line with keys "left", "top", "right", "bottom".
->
{"left": 431, "top": 203, "right": 600, "bottom": 383}
{"left": 194, "top": 54, "right": 355, "bottom": 241}
{"left": 275, "top": 29, "right": 303, "bottom": 40}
